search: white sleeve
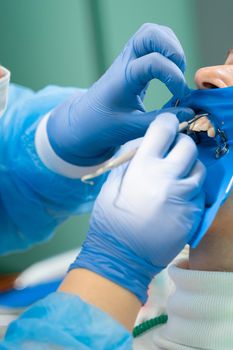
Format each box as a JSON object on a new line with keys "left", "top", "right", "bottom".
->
{"left": 134, "top": 258, "right": 233, "bottom": 350}
{"left": 35, "top": 113, "right": 110, "bottom": 179}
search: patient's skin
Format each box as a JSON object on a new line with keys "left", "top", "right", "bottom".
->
{"left": 189, "top": 192, "right": 233, "bottom": 271}
{"left": 189, "top": 50, "right": 233, "bottom": 272}
{"left": 191, "top": 49, "right": 233, "bottom": 137}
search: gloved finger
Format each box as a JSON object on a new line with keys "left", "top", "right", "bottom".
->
{"left": 163, "top": 96, "right": 178, "bottom": 109}
{"left": 108, "top": 137, "right": 143, "bottom": 183}
{"left": 166, "top": 133, "right": 198, "bottom": 178}
{"left": 127, "top": 52, "right": 188, "bottom": 98}
{"left": 188, "top": 191, "right": 206, "bottom": 245}
{"left": 137, "top": 113, "right": 179, "bottom": 158}
{"left": 124, "top": 106, "right": 193, "bottom": 137}
{"left": 113, "top": 107, "right": 193, "bottom": 146}
{"left": 116, "top": 137, "right": 143, "bottom": 156}
{"left": 175, "top": 160, "right": 206, "bottom": 200}
{"left": 188, "top": 160, "right": 206, "bottom": 192}
{"left": 132, "top": 23, "right": 186, "bottom": 72}
{"left": 140, "top": 82, "right": 149, "bottom": 101}
{"left": 162, "top": 107, "right": 194, "bottom": 123}
{"left": 162, "top": 90, "right": 193, "bottom": 109}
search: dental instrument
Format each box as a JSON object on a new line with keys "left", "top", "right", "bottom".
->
{"left": 81, "top": 113, "right": 209, "bottom": 184}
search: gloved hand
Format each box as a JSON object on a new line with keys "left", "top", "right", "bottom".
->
{"left": 70, "top": 113, "right": 206, "bottom": 303}
{"left": 46, "top": 23, "right": 191, "bottom": 167}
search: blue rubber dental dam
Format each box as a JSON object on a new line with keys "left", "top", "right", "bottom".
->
{"left": 179, "top": 86, "right": 233, "bottom": 247}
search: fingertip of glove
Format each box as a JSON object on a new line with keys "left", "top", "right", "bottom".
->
{"left": 153, "top": 112, "right": 179, "bottom": 129}
{"left": 176, "top": 107, "right": 195, "bottom": 122}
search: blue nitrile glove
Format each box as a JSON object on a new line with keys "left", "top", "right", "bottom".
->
{"left": 46, "top": 23, "right": 191, "bottom": 167}
{"left": 70, "top": 113, "right": 206, "bottom": 304}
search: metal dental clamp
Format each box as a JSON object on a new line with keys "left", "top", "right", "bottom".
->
{"left": 215, "top": 128, "right": 229, "bottom": 159}
{"left": 81, "top": 113, "right": 208, "bottom": 184}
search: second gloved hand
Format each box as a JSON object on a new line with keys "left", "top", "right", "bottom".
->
{"left": 70, "top": 113, "right": 206, "bottom": 304}
{"left": 45, "top": 23, "right": 191, "bottom": 169}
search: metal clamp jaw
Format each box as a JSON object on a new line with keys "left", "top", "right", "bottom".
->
{"left": 186, "top": 114, "right": 229, "bottom": 160}
{"left": 174, "top": 100, "right": 229, "bottom": 160}
{"left": 215, "top": 128, "right": 229, "bottom": 159}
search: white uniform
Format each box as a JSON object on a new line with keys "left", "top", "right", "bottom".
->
{"left": 134, "top": 258, "right": 233, "bottom": 349}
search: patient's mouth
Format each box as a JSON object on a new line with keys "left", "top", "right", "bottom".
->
{"left": 190, "top": 116, "right": 216, "bottom": 138}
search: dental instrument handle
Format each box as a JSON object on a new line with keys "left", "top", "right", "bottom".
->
{"left": 81, "top": 114, "right": 208, "bottom": 183}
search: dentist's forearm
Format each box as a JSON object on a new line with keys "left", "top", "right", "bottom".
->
{"left": 59, "top": 269, "right": 141, "bottom": 331}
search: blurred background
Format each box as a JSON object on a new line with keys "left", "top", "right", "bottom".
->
{"left": 0, "top": 0, "right": 232, "bottom": 273}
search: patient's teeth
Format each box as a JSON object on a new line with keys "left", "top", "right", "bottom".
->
{"left": 190, "top": 120, "right": 202, "bottom": 131}
{"left": 207, "top": 127, "right": 216, "bottom": 138}
{"left": 190, "top": 116, "right": 215, "bottom": 137}
{"left": 201, "top": 120, "right": 212, "bottom": 131}
{"left": 190, "top": 123, "right": 200, "bottom": 131}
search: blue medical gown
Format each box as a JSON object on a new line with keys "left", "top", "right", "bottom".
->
{"left": 0, "top": 85, "right": 127, "bottom": 348}
{"left": 0, "top": 84, "right": 105, "bottom": 254}
{"left": 1, "top": 292, "right": 132, "bottom": 349}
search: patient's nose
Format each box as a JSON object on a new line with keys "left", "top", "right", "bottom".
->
{"left": 195, "top": 65, "right": 233, "bottom": 89}
{"left": 193, "top": 51, "right": 233, "bottom": 137}
{"left": 195, "top": 66, "right": 229, "bottom": 89}
{"left": 225, "top": 48, "right": 233, "bottom": 65}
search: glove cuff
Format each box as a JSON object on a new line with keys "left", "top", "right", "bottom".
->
{"left": 69, "top": 231, "right": 161, "bottom": 304}
{"left": 35, "top": 113, "right": 116, "bottom": 178}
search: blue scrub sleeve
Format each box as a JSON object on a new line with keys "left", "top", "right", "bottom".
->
{"left": 0, "top": 84, "right": 105, "bottom": 255}
{"left": 0, "top": 292, "right": 132, "bottom": 350}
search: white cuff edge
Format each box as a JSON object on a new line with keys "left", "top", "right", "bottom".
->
{"left": 35, "top": 113, "right": 109, "bottom": 179}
